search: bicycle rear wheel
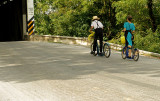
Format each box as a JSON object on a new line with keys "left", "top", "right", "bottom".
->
{"left": 122, "top": 47, "right": 127, "bottom": 59}
{"left": 90, "top": 43, "right": 94, "bottom": 54}
{"left": 90, "top": 43, "right": 97, "bottom": 56}
{"left": 103, "top": 43, "right": 111, "bottom": 58}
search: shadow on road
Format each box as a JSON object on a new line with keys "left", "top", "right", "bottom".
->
{"left": 0, "top": 41, "right": 160, "bottom": 83}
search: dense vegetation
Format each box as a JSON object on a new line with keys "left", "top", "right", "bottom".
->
{"left": 34, "top": 0, "right": 160, "bottom": 53}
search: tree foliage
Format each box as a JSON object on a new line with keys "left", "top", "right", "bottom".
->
{"left": 34, "top": 0, "right": 160, "bottom": 53}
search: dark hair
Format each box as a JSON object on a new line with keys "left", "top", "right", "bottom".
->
{"left": 127, "top": 15, "right": 132, "bottom": 21}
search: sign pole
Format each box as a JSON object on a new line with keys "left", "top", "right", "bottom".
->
{"left": 27, "top": 0, "right": 34, "bottom": 35}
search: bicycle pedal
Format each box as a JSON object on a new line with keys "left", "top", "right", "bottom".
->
{"left": 127, "top": 56, "right": 132, "bottom": 59}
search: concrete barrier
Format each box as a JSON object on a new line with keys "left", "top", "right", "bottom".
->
{"left": 27, "top": 35, "right": 160, "bottom": 58}
{"left": 28, "top": 35, "right": 90, "bottom": 46}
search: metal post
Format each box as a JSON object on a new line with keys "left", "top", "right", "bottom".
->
{"left": 27, "top": 0, "right": 34, "bottom": 36}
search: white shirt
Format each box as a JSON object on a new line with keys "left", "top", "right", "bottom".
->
{"left": 91, "top": 20, "right": 103, "bottom": 29}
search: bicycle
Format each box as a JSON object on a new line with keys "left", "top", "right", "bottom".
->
{"left": 88, "top": 31, "right": 111, "bottom": 58}
{"left": 121, "top": 41, "right": 139, "bottom": 61}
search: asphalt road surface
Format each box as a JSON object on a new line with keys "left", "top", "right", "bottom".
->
{"left": 0, "top": 41, "right": 160, "bottom": 101}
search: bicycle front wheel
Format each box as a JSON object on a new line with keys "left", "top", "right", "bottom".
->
{"left": 133, "top": 49, "right": 139, "bottom": 61}
{"left": 103, "top": 43, "right": 111, "bottom": 58}
{"left": 122, "top": 47, "right": 127, "bottom": 59}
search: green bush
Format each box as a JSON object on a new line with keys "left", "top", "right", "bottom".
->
{"left": 109, "top": 29, "right": 160, "bottom": 54}
{"left": 134, "top": 29, "right": 160, "bottom": 53}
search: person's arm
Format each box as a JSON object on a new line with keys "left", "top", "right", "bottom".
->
{"left": 89, "top": 21, "right": 94, "bottom": 32}
{"left": 90, "top": 26, "right": 94, "bottom": 32}
{"left": 122, "top": 28, "right": 126, "bottom": 32}
{"left": 100, "top": 21, "right": 104, "bottom": 29}
{"left": 122, "top": 22, "right": 126, "bottom": 32}
{"left": 132, "top": 24, "right": 135, "bottom": 34}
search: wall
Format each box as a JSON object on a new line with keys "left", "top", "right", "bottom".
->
{"left": 26, "top": 35, "right": 160, "bottom": 58}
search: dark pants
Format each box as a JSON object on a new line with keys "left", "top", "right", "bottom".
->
{"left": 93, "top": 28, "right": 103, "bottom": 52}
{"left": 125, "top": 31, "right": 129, "bottom": 47}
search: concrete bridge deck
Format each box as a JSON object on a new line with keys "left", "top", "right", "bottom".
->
{"left": 0, "top": 41, "right": 160, "bottom": 101}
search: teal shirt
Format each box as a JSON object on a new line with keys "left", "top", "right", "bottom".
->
{"left": 124, "top": 22, "right": 135, "bottom": 31}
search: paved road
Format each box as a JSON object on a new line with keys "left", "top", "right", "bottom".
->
{"left": 0, "top": 41, "right": 160, "bottom": 101}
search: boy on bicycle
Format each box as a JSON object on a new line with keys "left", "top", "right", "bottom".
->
{"left": 122, "top": 16, "right": 135, "bottom": 58}
{"left": 89, "top": 16, "right": 104, "bottom": 56}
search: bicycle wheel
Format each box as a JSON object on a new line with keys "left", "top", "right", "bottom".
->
{"left": 90, "top": 43, "right": 97, "bottom": 56}
{"left": 103, "top": 43, "right": 111, "bottom": 58}
{"left": 133, "top": 48, "right": 139, "bottom": 61}
{"left": 121, "top": 47, "right": 127, "bottom": 59}
{"left": 90, "top": 43, "right": 94, "bottom": 54}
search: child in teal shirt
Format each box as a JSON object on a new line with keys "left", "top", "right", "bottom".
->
{"left": 123, "top": 16, "right": 135, "bottom": 58}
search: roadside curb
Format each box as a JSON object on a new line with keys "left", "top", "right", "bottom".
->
{"left": 26, "top": 35, "right": 160, "bottom": 58}
{"left": 107, "top": 42, "right": 160, "bottom": 58}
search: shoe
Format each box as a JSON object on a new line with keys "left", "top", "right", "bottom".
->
{"left": 127, "top": 56, "right": 132, "bottom": 59}
{"left": 130, "top": 55, "right": 134, "bottom": 59}
{"left": 93, "top": 51, "right": 96, "bottom": 56}
{"left": 99, "top": 52, "right": 104, "bottom": 56}
{"left": 90, "top": 51, "right": 94, "bottom": 54}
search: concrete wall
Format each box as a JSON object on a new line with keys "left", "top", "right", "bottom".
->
{"left": 26, "top": 35, "right": 160, "bottom": 58}
{"left": 28, "top": 35, "right": 90, "bottom": 46}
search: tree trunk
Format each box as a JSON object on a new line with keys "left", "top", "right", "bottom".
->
{"left": 108, "top": 0, "right": 111, "bottom": 24}
{"left": 147, "top": 0, "right": 157, "bottom": 32}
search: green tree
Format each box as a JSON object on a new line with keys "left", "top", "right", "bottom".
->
{"left": 34, "top": 0, "right": 160, "bottom": 53}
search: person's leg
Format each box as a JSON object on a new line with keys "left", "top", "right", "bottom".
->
{"left": 128, "top": 45, "right": 132, "bottom": 57}
{"left": 125, "top": 31, "right": 128, "bottom": 47}
{"left": 93, "top": 33, "right": 98, "bottom": 52}
{"left": 96, "top": 28, "right": 103, "bottom": 53}
{"left": 99, "top": 31, "right": 103, "bottom": 53}
{"left": 127, "top": 33, "right": 133, "bottom": 57}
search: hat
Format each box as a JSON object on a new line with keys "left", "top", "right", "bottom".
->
{"left": 92, "top": 16, "right": 100, "bottom": 20}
